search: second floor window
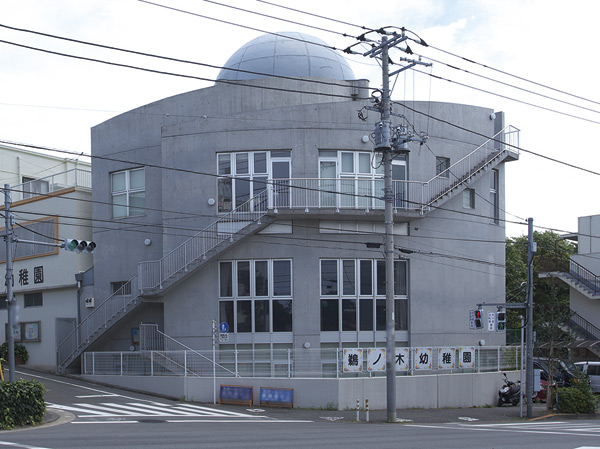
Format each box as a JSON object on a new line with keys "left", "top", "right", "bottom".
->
{"left": 217, "top": 151, "right": 290, "bottom": 213}
{"left": 111, "top": 168, "right": 145, "bottom": 218}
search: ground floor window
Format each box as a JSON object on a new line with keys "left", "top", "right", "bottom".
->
{"left": 320, "top": 259, "right": 408, "bottom": 332}
{"left": 219, "top": 259, "right": 292, "bottom": 333}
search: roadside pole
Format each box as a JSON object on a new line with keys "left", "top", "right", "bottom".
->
{"left": 3, "top": 184, "right": 16, "bottom": 382}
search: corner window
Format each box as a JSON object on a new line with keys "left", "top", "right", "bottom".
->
{"left": 111, "top": 168, "right": 145, "bottom": 218}
{"left": 436, "top": 157, "right": 450, "bottom": 178}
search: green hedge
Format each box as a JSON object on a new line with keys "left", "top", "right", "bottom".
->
{"left": 0, "top": 380, "right": 46, "bottom": 430}
{"left": 555, "top": 373, "right": 599, "bottom": 414}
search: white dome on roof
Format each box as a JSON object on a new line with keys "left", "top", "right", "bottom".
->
{"left": 217, "top": 32, "right": 356, "bottom": 81}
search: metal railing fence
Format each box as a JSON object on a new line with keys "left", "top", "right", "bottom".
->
{"left": 138, "top": 191, "right": 268, "bottom": 290}
{"left": 425, "top": 125, "right": 519, "bottom": 208}
{"left": 569, "top": 259, "right": 600, "bottom": 295}
{"left": 12, "top": 168, "right": 91, "bottom": 202}
{"left": 83, "top": 345, "right": 521, "bottom": 378}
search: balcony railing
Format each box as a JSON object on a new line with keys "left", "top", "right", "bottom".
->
{"left": 12, "top": 168, "right": 91, "bottom": 202}
{"left": 257, "top": 178, "right": 422, "bottom": 212}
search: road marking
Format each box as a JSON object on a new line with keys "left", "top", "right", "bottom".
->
{"left": 407, "top": 422, "right": 600, "bottom": 438}
{"left": 0, "top": 443, "right": 53, "bottom": 449}
{"left": 47, "top": 401, "right": 273, "bottom": 421}
{"left": 75, "top": 394, "right": 119, "bottom": 398}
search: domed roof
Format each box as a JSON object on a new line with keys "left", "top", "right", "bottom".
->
{"left": 217, "top": 32, "right": 356, "bottom": 81}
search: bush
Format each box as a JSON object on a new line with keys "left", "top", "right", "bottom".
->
{"left": 555, "top": 373, "right": 598, "bottom": 414}
{"left": 0, "top": 379, "right": 46, "bottom": 429}
{"left": 0, "top": 342, "right": 29, "bottom": 363}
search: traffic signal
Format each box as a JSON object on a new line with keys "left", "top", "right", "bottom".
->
{"left": 63, "top": 239, "right": 96, "bottom": 254}
{"left": 474, "top": 308, "right": 483, "bottom": 329}
{"left": 496, "top": 310, "right": 506, "bottom": 331}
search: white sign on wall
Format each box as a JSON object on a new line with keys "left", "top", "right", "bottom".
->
{"left": 367, "top": 348, "right": 386, "bottom": 372}
{"left": 438, "top": 347, "right": 456, "bottom": 369}
{"left": 414, "top": 347, "right": 433, "bottom": 370}
{"left": 395, "top": 348, "right": 409, "bottom": 371}
{"left": 459, "top": 346, "right": 476, "bottom": 368}
{"left": 343, "top": 348, "right": 363, "bottom": 373}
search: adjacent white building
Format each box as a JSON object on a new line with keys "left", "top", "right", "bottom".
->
{"left": 0, "top": 143, "right": 92, "bottom": 371}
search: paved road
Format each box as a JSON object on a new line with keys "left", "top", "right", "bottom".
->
{"left": 1, "top": 368, "right": 599, "bottom": 449}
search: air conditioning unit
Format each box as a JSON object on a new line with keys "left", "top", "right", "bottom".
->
{"left": 85, "top": 297, "right": 95, "bottom": 308}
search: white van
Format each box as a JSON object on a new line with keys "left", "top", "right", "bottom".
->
{"left": 575, "top": 361, "right": 600, "bottom": 393}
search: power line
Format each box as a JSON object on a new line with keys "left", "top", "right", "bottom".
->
{"left": 409, "top": 67, "right": 600, "bottom": 127}
{"left": 413, "top": 52, "right": 600, "bottom": 117}
{"left": 0, "top": 23, "right": 366, "bottom": 94}
{"left": 394, "top": 101, "right": 600, "bottom": 177}
{"left": 425, "top": 43, "right": 600, "bottom": 109}
{"left": 137, "top": 0, "right": 359, "bottom": 54}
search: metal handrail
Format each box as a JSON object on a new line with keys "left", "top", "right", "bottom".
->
{"left": 569, "top": 259, "right": 600, "bottom": 295}
{"left": 424, "top": 125, "right": 519, "bottom": 209}
{"left": 58, "top": 193, "right": 268, "bottom": 371}
{"left": 57, "top": 275, "right": 139, "bottom": 371}
{"left": 139, "top": 324, "right": 236, "bottom": 376}
{"left": 569, "top": 310, "right": 600, "bottom": 341}
{"left": 13, "top": 168, "right": 91, "bottom": 201}
{"left": 138, "top": 190, "right": 268, "bottom": 290}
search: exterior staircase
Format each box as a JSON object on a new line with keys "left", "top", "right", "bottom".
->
{"left": 57, "top": 192, "right": 271, "bottom": 373}
{"left": 56, "top": 126, "right": 519, "bottom": 374}
{"left": 567, "top": 310, "right": 600, "bottom": 359}
{"left": 422, "top": 125, "right": 520, "bottom": 213}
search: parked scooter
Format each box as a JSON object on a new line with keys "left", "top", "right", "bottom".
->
{"left": 497, "top": 372, "right": 521, "bottom": 406}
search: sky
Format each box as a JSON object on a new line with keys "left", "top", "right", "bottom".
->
{"left": 1, "top": 0, "right": 599, "bottom": 238}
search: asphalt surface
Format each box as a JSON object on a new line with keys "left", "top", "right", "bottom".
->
{"left": 7, "top": 367, "right": 600, "bottom": 428}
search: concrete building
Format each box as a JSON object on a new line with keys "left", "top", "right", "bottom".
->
{"left": 0, "top": 143, "right": 92, "bottom": 371}
{"left": 548, "top": 214, "right": 600, "bottom": 360}
{"left": 57, "top": 32, "right": 519, "bottom": 378}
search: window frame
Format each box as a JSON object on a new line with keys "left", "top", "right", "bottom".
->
{"left": 111, "top": 167, "right": 146, "bottom": 219}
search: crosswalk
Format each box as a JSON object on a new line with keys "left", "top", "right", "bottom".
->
{"left": 47, "top": 401, "right": 274, "bottom": 423}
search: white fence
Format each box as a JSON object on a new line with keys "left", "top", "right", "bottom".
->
{"left": 82, "top": 346, "right": 521, "bottom": 378}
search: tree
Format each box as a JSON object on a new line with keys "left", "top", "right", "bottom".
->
{"left": 505, "top": 230, "right": 577, "bottom": 408}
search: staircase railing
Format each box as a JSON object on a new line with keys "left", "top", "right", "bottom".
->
{"left": 568, "top": 310, "right": 600, "bottom": 341}
{"left": 139, "top": 323, "right": 236, "bottom": 376}
{"left": 424, "top": 125, "right": 519, "bottom": 209}
{"left": 57, "top": 275, "right": 140, "bottom": 372}
{"left": 569, "top": 259, "right": 600, "bottom": 295}
{"left": 57, "top": 194, "right": 268, "bottom": 372}
{"left": 138, "top": 191, "right": 268, "bottom": 291}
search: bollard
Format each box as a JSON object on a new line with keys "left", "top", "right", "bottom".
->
{"left": 356, "top": 399, "right": 360, "bottom": 422}
{"left": 365, "top": 399, "right": 369, "bottom": 422}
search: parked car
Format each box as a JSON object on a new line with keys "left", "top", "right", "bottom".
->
{"left": 534, "top": 358, "right": 566, "bottom": 387}
{"left": 575, "top": 361, "right": 600, "bottom": 393}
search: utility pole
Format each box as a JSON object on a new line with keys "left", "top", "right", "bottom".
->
{"left": 362, "top": 32, "right": 430, "bottom": 422}
{"left": 3, "top": 184, "right": 16, "bottom": 382}
{"left": 526, "top": 217, "right": 535, "bottom": 418}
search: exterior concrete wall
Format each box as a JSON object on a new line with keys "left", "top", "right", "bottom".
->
{"left": 90, "top": 68, "right": 511, "bottom": 364}
{"left": 84, "top": 370, "right": 508, "bottom": 410}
